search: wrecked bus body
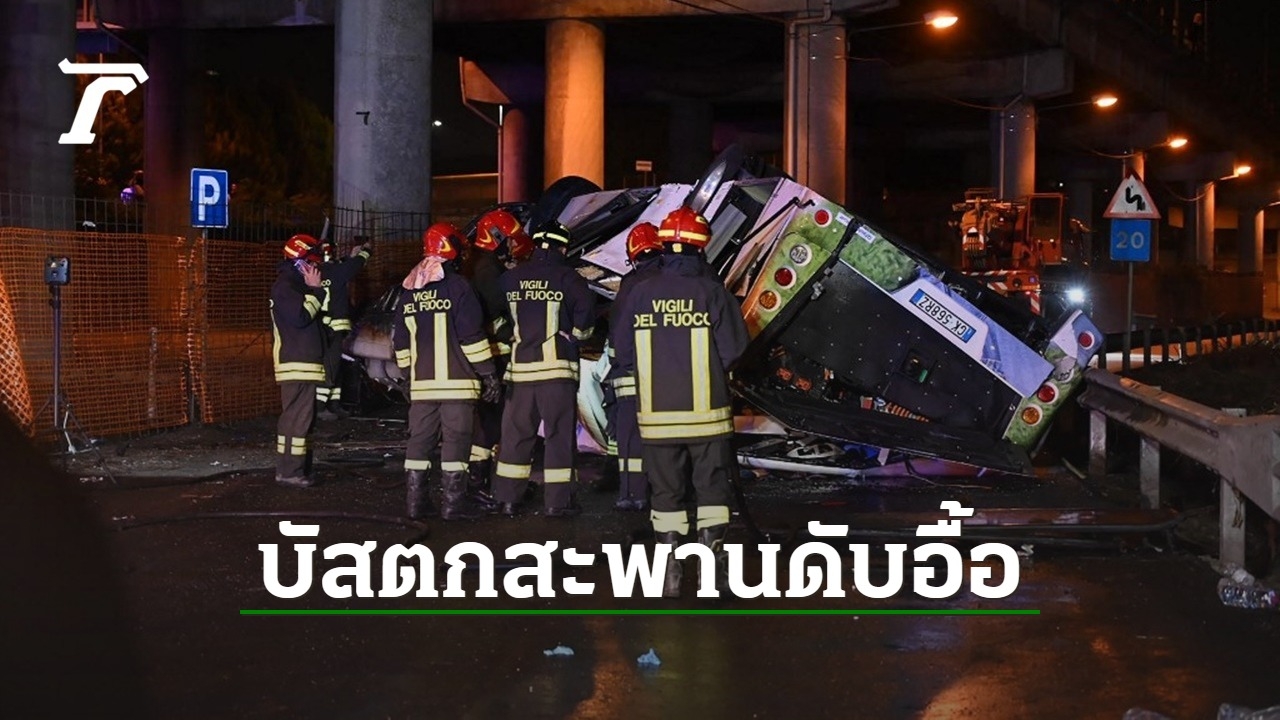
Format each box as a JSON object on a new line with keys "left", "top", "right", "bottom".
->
{"left": 350, "top": 148, "right": 1102, "bottom": 475}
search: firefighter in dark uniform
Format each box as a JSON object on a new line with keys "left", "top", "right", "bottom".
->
{"left": 461, "top": 209, "right": 527, "bottom": 508}
{"left": 393, "top": 223, "right": 502, "bottom": 520}
{"left": 493, "top": 221, "right": 596, "bottom": 517}
{"left": 604, "top": 222, "right": 664, "bottom": 511}
{"left": 271, "top": 234, "right": 328, "bottom": 487}
{"left": 614, "top": 207, "right": 750, "bottom": 597}
{"left": 316, "top": 237, "right": 371, "bottom": 419}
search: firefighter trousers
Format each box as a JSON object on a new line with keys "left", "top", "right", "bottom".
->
{"left": 405, "top": 401, "right": 475, "bottom": 474}
{"left": 615, "top": 396, "right": 647, "bottom": 502}
{"left": 316, "top": 329, "right": 348, "bottom": 404}
{"left": 494, "top": 380, "right": 577, "bottom": 510}
{"left": 276, "top": 381, "right": 317, "bottom": 479}
{"left": 644, "top": 439, "right": 734, "bottom": 536}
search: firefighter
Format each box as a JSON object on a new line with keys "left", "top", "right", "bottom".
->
{"left": 316, "top": 236, "right": 372, "bottom": 419}
{"left": 461, "top": 209, "right": 527, "bottom": 509}
{"left": 613, "top": 207, "right": 750, "bottom": 597}
{"left": 506, "top": 226, "right": 534, "bottom": 266}
{"left": 604, "top": 222, "right": 664, "bottom": 511}
{"left": 271, "top": 234, "right": 328, "bottom": 488}
{"left": 392, "top": 223, "right": 503, "bottom": 520}
{"left": 493, "top": 221, "right": 596, "bottom": 517}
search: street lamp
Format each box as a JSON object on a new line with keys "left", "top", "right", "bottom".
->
{"left": 1120, "top": 135, "right": 1190, "bottom": 179}
{"left": 848, "top": 9, "right": 960, "bottom": 34}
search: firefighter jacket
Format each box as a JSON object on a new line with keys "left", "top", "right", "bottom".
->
{"left": 604, "top": 254, "right": 662, "bottom": 399}
{"left": 270, "top": 261, "right": 327, "bottom": 383}
{"left": 613, "top": 253, "right": 749, "bottom": 443}
{"left": 499, "top": 247, "right": 596, "bottom": 385}
{"left": 463, "top": 249, "right": 514, "bottom": 352}
{"left": 319, "top": 247, "right": 370, "bottom": 332}
{"left": 392, "top": 267, "right": 496, "bottom": 402}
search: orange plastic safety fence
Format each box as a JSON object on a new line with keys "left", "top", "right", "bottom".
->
{"left": 0, "top": 228, "right": 190, "bottom": 441}
{"left": 0, "top": 229, "right": 438, "bottom": 440}
{"left": 0, "top": 266, "right": 34, "bottom": 432}
{"left": 188, "top": 239, "right": 280, "bottom": 425}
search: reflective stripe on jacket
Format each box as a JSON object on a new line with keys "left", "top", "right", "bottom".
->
{"left": 614, "top": 254, "right": 749, "bottom": 443}
{"left": 270, "top": 262, "right": 326, "bottom": 383}
{"left": 499, "top": 248, "right": 596, "bottom": 384}
{"left": 319, "top": 249, "right": 369, "bottom": 331}
{"left": 392, "top": 269, "right": 496, "bottom": 401}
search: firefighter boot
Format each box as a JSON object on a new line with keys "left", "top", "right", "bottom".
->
{"left": 440, "top": 470, "right": 484, "bottom": 521}
{"left": 405, "top": 469, "right": 437, "bottom": 519}
{"left": 657, "top": 531, "right": 684, "bottom": 599}
{"left": 697, "top": 525, "right": 731, "bottom": 598}
{"left": 466, "top": 459, "right": 498, "bottom": 512}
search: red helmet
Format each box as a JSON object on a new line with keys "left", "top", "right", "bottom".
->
{"left": 283, "top": 234, "right": 321, "bottom": 261}
{"left": 658, "top": 207, "right": 711, "bottom": 250}
{"left": 475, "top": 209, "right": 528, "bottom": 254}
{"left": 508, "top": 229, "right": 534, "bottom": 261}
{"left": 422, "top": 222, "right": 464, "bottom": 260}
{"left": 625, "top": 222, "right": 662, "bottom": 263}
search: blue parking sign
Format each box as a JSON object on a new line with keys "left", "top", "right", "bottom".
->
{"left": 190, "top": 168, "right": 229, "bottom": 228}
{"left": 1110, "top": 218, "right": 1151, "bottom": 262}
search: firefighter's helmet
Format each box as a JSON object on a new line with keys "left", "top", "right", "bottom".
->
{"left": 283, "top": 234, "right": 321, "bottom": 261}
{"left": 625, "top": 222, "right": 662, "bottom": 264}
{"left": 658, "top": 207, "right": 711, "bottom": 250}
{"left": 532, "top": 221, "right": 571, "bottom": 248}
{"left": 421, "top": 222, "right": 464, "bottom": 260}
{"left": 475, "top": 209, "right": 528, "bottom": 254}
{"left": 508, "top": 228, "right": 534, "bottom": 261}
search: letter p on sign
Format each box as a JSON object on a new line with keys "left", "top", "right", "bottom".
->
{"left": 190, "top": 169, "right": 230, "bottom": 228}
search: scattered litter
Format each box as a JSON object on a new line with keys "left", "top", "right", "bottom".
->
{"left": 543, "top": 645, "right": 574, "bottom": 657}
{"left": 210, "top": 461, "right": 223, "bottom": 466}
{"left": 78, "top": 476, "right": 106, "bottom": 484}
{"left": 1122, "top": 709, "right": 1172, "bottom": 720}
{"left": 636, "top": 648, "right": 661, "bottom": 667}
{"left": 1018, "top": 544, "right": 1035, "bottom": 565}
{"left": 111, "top": 515, "right": 135, "bottom": 522}
{"left": 1219, "top": 703, "right": 1280, "bottom": 720}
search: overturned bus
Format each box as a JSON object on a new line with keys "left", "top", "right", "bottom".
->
{"left": 351, "top": 147, "right": 1102, "bottom": 476}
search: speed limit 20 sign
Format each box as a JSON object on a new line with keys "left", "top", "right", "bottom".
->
{"left": 1110, "top": 218, "right": 1152, "bottom": 262}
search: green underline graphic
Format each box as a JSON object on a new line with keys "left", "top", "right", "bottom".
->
{"left": 241, "top": 608, "right": 1039, "bottom": 617}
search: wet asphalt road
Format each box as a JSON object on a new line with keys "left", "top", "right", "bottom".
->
{"left": 72, "top": 455, "right": 1280, "bottom": 720}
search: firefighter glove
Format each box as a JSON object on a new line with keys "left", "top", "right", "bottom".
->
{"left": 480, "top": 374, "right": 503, "bottom": 404}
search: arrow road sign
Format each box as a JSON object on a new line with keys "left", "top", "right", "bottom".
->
{"left": 1104, "top": 175, "right": 1161, "bottom": 219}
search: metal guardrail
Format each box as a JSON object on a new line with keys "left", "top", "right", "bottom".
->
{"left": 1078, "top": 368, "right": 1280, "bottom": 567}
{"left": 1096, "top": 318, "right": 1280, "bottom": 372}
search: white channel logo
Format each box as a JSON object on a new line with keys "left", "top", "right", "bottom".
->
{"left": 57, "top": 58, "right": 149, "bottom": 145}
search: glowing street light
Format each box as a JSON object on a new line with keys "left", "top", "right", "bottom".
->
{"left": 1092, "top": 93, "right": 1119, "bottom": 109}
{"left": 1166, "top": 135, "right": 1189, "bottom": 149}
{"left": 849, "top": 10, "right": 960, "bottom": 34}
{"left": 924, "top": 10, "right": 959, "bottom": 30}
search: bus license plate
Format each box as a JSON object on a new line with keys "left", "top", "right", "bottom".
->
{"left": 911, "top": 289, "right": 976, "bottom": 343}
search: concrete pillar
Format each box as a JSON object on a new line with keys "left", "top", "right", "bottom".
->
{"left": 1239, "top": 205, "right": 1264, "bottom": 274}
{"left": 335, "top": 0, "right": 432, "bottom": 214}
{"left": 1195, "top": 181, "right": 1216, "bottom": 269}
{"left": 544, "top": 19, "right": 604, "bottom": 189}
{"left": 144, "top": 29, "right": 204, "bottom": 235}
{"left": 500, "top": 106, "right": 530, "bottom": 203}
{"left": 784, "top": 17, "right": 846, "bottom": 204}
{"left": 993, "top": 98, "right": 1036, "bottom": 199}
{"left": 1124, "top": 150, "right": 1146, "bottom": 180}
{"left": 0, "top": 0, "right": 75, "bottom": 227}
{"left": 668, "top": 98, "right": 713, "bottom": 184}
